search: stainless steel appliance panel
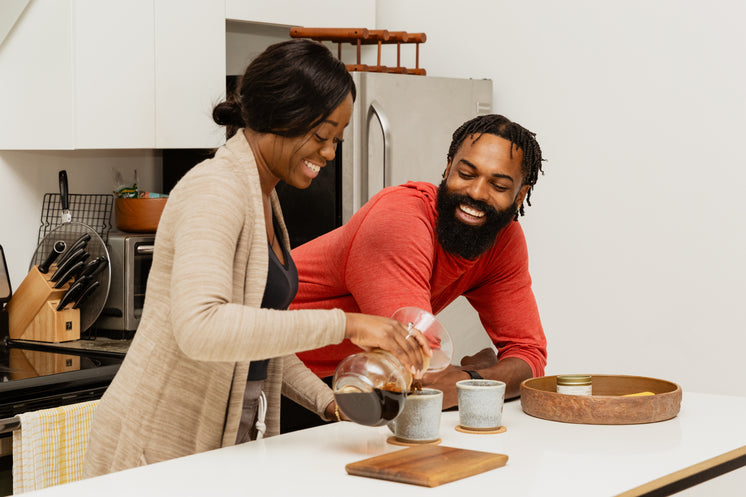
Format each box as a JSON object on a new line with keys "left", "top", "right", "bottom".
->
{"left": 342, "top": 72, "right": 493, "bottom": 222}
{"left": 95, "top": 232, "right": 154, "bottom": 332}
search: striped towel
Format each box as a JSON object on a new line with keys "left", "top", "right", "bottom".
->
{"left": 12, "top": 400, "right": 99, "bottom": 494}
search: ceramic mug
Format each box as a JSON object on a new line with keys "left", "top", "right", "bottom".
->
{"left": 456, "top": 379, "right": 506, "bottom": 430}
{"left": 387, "top": 388, "right": 443, "bottom": 442}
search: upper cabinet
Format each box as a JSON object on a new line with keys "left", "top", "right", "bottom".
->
{"left": 0, "top": 0, "right": 376, "bottom": 150}
{"left": 0, "top": 0, "right": 225, "bottom": 149}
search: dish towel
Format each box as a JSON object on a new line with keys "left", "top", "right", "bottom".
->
{"left": 12, "top": 400, "right": 99, "bottom": 494}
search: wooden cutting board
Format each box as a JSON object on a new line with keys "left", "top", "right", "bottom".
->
{"left": 345, "top": 445, "right": 508, "bottom": 487}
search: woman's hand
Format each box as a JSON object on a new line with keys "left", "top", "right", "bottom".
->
{"left": 325, "top": 400, "right": 347, "bottom": 422}
{"left": 343, "top": 313, "right": 432, "bottom": 378}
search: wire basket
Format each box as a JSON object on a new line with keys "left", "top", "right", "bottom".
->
{"left": 37, "top": 193, "right": 114, "bottom": 245}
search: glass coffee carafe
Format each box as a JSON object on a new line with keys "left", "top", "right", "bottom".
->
{"left": 332, "top": 307, "right": 453, "bottom": 426}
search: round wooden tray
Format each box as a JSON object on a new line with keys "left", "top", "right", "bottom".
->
{"left": 520, "top": 375, "right": 682, "bottom": 425}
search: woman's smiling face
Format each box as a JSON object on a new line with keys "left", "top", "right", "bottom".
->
{"left": 262, "top": 92, "right": 354, "bottom": 190}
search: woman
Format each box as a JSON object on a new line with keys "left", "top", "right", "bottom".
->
{"left": 83, "top": 39, "right": 430, "bottom": 477}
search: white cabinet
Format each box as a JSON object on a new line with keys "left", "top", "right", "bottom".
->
{"left": 154, "top": 0, "right": 226, "bottom": 148}
{"left": 74, "top": 0, "right": 155, "bottom": 148}
{"left": 0, "top": 0, "right": 74, "bottom": 149}
{"left": 0, "top": 0, "right": 225, "bottom": 149}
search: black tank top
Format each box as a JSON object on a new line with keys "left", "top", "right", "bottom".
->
{"left": 247, "top": 226, "right": 298, "bottom": 381}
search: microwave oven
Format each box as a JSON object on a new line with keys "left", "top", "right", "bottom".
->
{"left": 95, "top": 232, "right": 154, "bottom": 335}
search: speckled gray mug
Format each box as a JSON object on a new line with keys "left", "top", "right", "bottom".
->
{"left": 456, "top": 379, "right": 506, "bottom": 430}
{"left": 387, "top": 388, "right": 443, "bottom": 443}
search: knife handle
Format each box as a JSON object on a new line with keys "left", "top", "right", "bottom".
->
{"left": 56, "top": 292, "right": 75, "bottom": 311}
{"left": 80, "top": 256, "right": 107, "bottom": 279}
{"left": 59, "top": 170, "right": 69, "bottom": 211}
{"left": 56, "top": 275, "right": 91, "bottom": 311}
{"left": 38, "top": 241, "right": 66, "bottom": 274}
{"left": 57, "top": 233, "right": 91, "bottom": 268}
{"left": 72, "top": 280, "right": 100, "bottom": 309}
{"left": 53, "top": 260, "right": 85, "bottom": 289}
{"left": 50, "top": 248, "right": 84, "bottom": 282}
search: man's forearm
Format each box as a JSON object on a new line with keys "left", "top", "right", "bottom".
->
{"left": 423, "top": 356, "right": 534, "bottom": 409}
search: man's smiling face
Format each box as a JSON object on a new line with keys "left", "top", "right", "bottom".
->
{"left": 436, "top": 133, "right": 530, "bottom": 259}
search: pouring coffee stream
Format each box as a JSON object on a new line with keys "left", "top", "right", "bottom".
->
{"left": 332, "top": 307, "right": 453, "bottom": 426}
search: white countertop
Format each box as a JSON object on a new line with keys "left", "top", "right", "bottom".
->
{"left": 24, "top": 391, "right": 746, "bottom": 496}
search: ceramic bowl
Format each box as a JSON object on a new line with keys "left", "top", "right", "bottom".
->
{"left": 114, "top": 197, "right": 167, "bottom": 233}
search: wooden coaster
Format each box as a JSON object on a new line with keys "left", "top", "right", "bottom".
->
{"left": 387, "top": 436, "right": 442, "bottom": 447}
{"left": 455, "top": 425, "right": 507, "bottom": 435}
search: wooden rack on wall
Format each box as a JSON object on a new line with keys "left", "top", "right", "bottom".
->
{"left": 290, "top": 27, "right": 427, "bottom": 75}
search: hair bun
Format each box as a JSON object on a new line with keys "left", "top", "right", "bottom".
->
{"left": 212, "top": 101, "right": 244, "bottom": 127}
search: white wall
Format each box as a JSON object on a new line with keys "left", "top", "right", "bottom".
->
{"left": 378, "top": 0, "right": 746, "bottom": 397}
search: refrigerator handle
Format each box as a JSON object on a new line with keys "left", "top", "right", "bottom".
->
{"left": 366, "top": 101, "right": 393, "bottom": 202}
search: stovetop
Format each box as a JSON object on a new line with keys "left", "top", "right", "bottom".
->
{"left": 1, "top": 343, "right": 122, "bottom": 382}
{"left": 0, "top": 273, "right": 130, "bottom": 420}
{"left": 0, "top": 337, "right": 127, "bottom": 418}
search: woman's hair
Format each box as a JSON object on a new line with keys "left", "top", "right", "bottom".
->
{"left": 213, "top": 39, "right": 356, "bottom": 139}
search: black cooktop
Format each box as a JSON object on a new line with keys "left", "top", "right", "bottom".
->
{"left": 0, "top": 339, "right": 124, "bottom": 418}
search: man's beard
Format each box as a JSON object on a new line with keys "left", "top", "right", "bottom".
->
{"left": 435, "top": 180, "right": 518, "bottom": 260}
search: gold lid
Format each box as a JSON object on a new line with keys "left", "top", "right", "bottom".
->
{"left": 556, "top": 374, "right": 592, "bottom": 386}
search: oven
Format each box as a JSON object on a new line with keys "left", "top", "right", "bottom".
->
{"left": 0, "top": 242, "right": 125, "bottom": 492}
{"left": 0, "top": 339, "right": 123, "bottom": 493}
{"left": 0, "top": 339, "right": 124, "bottom": 494}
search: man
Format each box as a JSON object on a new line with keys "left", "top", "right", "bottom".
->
{"left": 290, "top": 114, "right": 547, "bottom": 412}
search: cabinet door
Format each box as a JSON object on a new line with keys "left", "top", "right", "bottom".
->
{"left": 0, "top": 0, "right": 224, "bottom": 150}
{"left": 74, "top": 0, "right": 155, "bottom": 148}
{"left": 154, "top": 0, "right": 226, "bottom": 148}
{"left": 0, "top": 0, "right": 74, "bottom": 149}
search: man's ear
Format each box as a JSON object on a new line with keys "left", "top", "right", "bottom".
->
{"left": 515, "top": 184, "right": 530, "bottom": 206}
{"left": 442, "top": 159, "right": 453, "bottom": 180}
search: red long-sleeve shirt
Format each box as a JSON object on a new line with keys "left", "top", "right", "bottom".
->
{"left": 290, "top": 182, "right": 547, "bottom": 378}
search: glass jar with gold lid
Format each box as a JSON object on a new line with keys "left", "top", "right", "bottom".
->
{"left": 556, "top": 374, "right": 592, "bottom": 396}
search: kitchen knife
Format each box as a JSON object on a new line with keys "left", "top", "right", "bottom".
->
{"left": 66, "top": 258, "right": 88, "bottom": 281}
{"left": 50, "top": 248, "right": 90, "bottom": 283}
{"left": 78, "top": 256, "right": 108, "bottom": 279}
{"left": 56, "top": 232, "right": 91, "bottom": 268}
{"left": 37, "top": 241, "right": 66, "bottom": 274}
{"left": 53, "top": 260, "right": 85, "bottom": 289}
{"left": 72, "top": 279, "right": 100, "bottom": 310}
{"left": 50, "top": 248, "right": 85, "bottom": 282}
{"left": 56, "top": 276, "right": 91, "bottom": 311}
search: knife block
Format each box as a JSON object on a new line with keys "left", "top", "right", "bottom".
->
{"left": 7, "top": 266, "right": 80, "bottom": 342}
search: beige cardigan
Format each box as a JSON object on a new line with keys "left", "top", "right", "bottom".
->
{"left": 82, "top": 131, "right": 346, "bottom": 477}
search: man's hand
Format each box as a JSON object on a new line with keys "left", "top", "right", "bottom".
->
{"left": 421, "top": 365, "right": 469, "bottom": 409}
{"left": 460, "top": 347, "right": 498, "bottom": 369}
